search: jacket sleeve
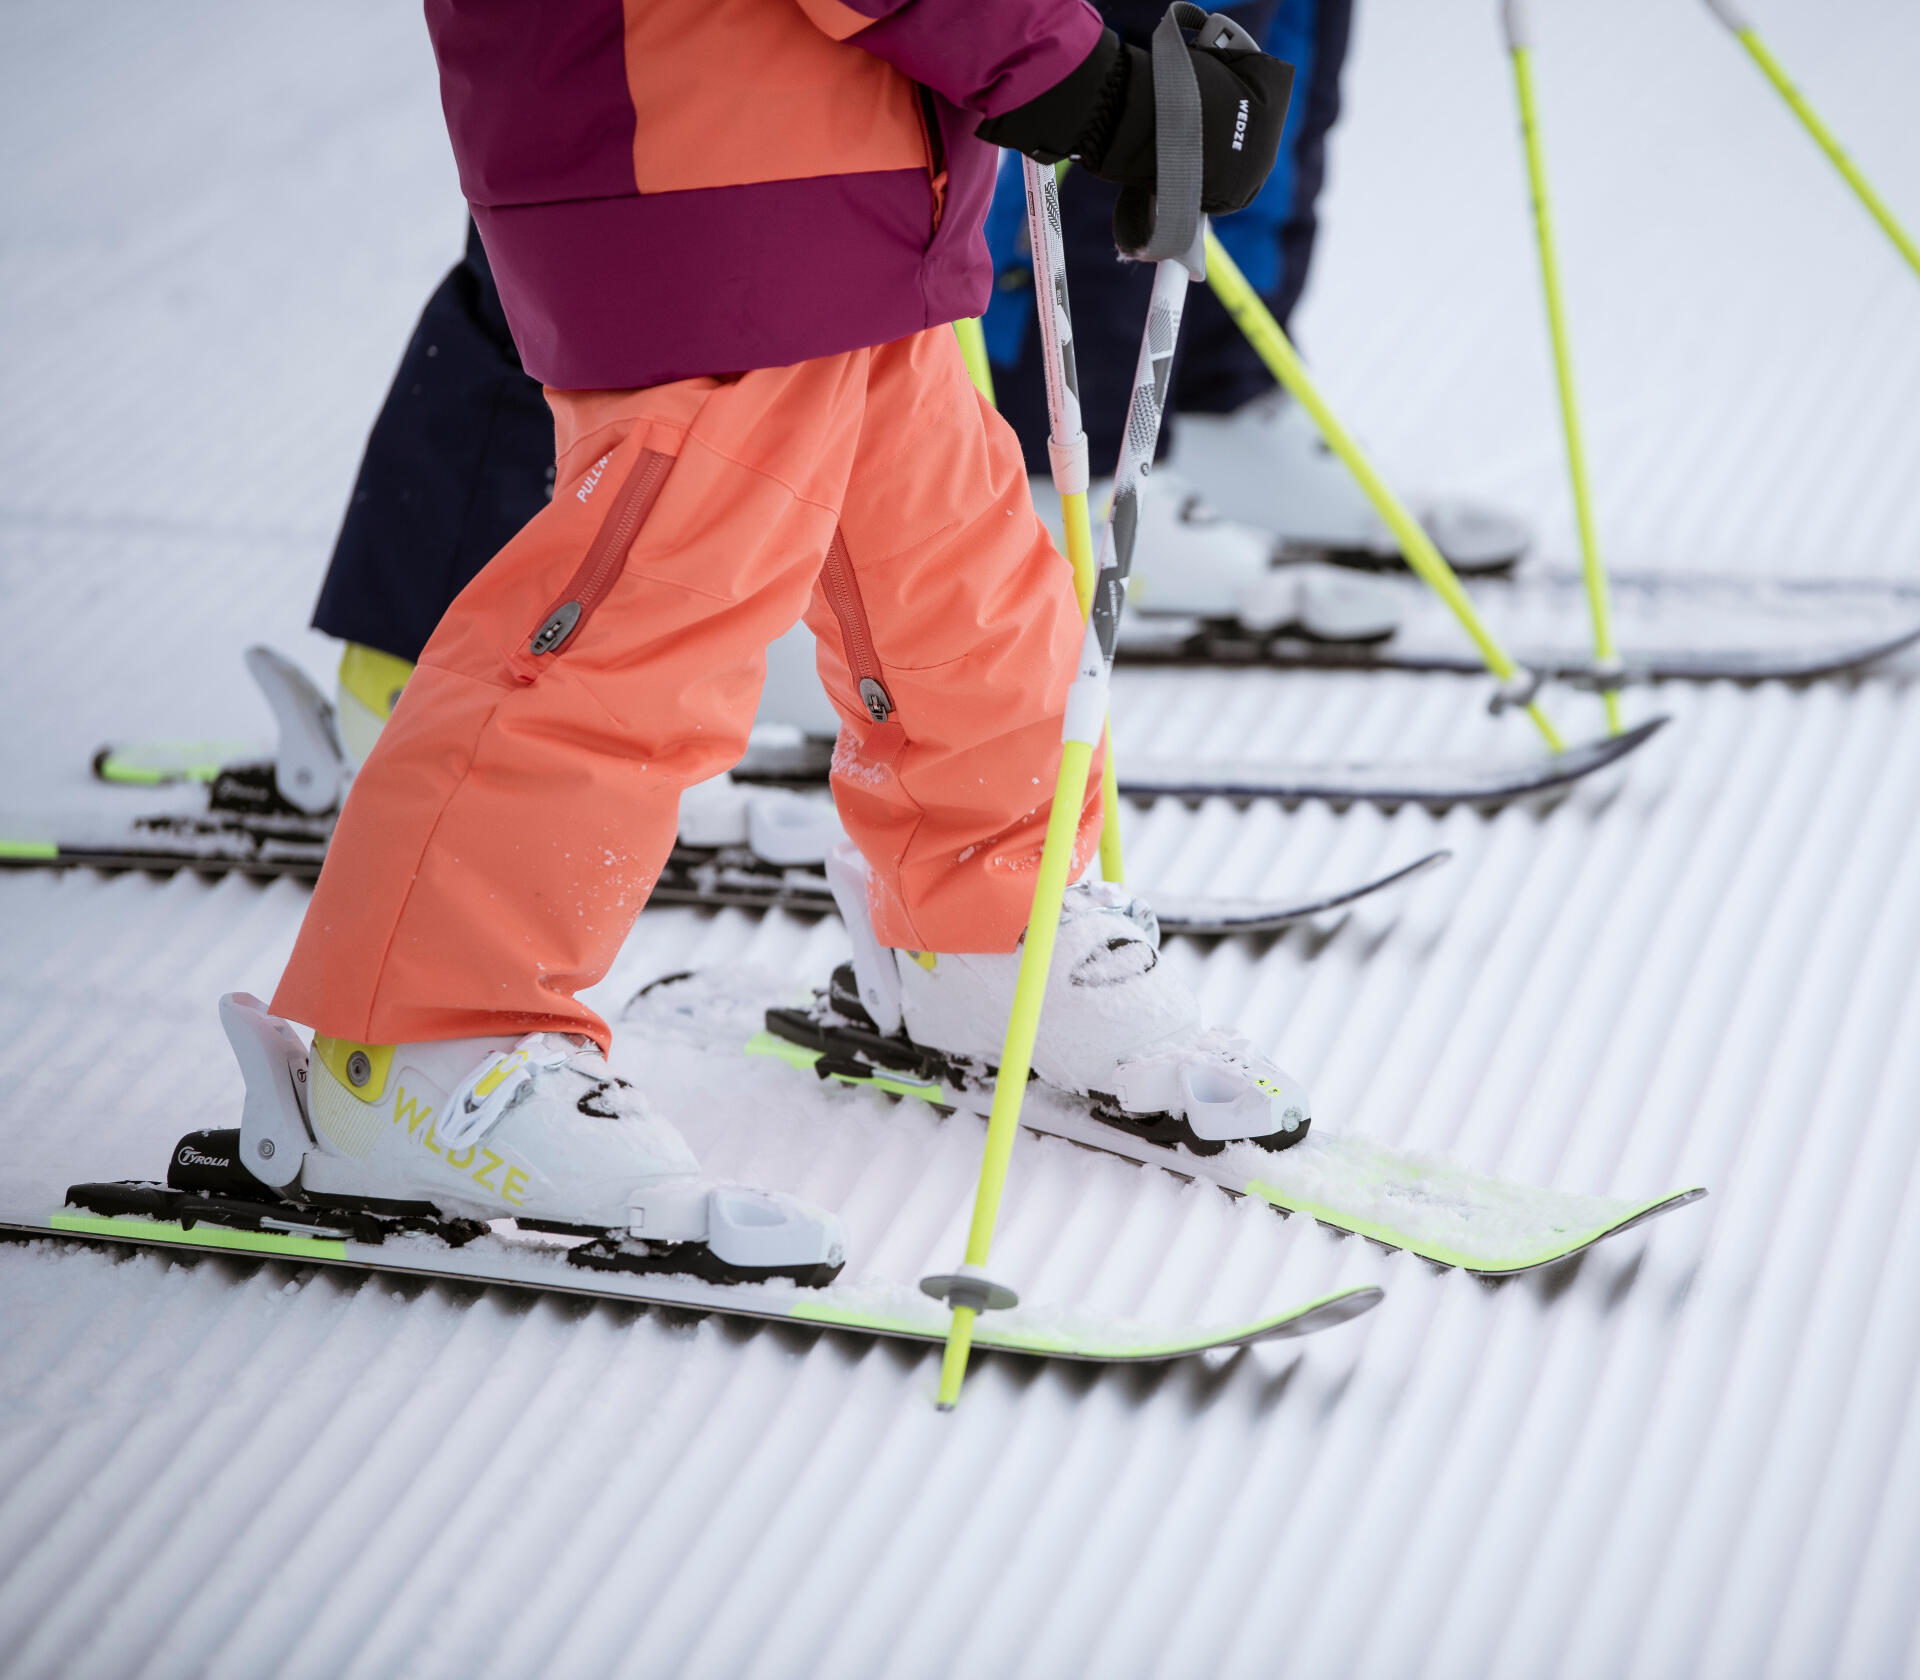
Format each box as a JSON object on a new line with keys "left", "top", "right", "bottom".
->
{"left": 795, "top": 0, "right": 1104, "bottom": 118}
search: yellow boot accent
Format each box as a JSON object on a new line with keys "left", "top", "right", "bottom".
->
{"left": 338, "top": 643, "right": 414, "bottom": 722}
{"left": 313, "top": 1035, "right": 395, "bottom": 1102}
{"left": 335, "top": 644, "right": 416, "bottom": 767}
{"left": 910, "top": 951, "right": 938, "bottom": 972}
{"left": 470, "top": 1047, "right": 529, "bottom": 1102}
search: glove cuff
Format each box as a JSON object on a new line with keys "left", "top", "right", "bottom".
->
{"left": 975, "top": 29, "right": 1143, "bottom": 172}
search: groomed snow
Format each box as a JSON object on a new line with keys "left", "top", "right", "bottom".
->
{"left": 5, "top": 1, "right": 1920, "bottom": 1675}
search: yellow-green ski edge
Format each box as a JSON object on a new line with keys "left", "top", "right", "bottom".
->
{"left": 794, "top": 1283, "right": 1382, "bottom": 1361}
{"left": 14, "top": 1210, "right": 1379, "bottom": 1364}
{"left": 748, "top": 1034, "right": 1706, "bottom": 1276}
{"left": 52, "top": 1209, "right": 347, "bottom": 1261}
{"left": 1241, "top": 1182, "right": 1709, "bottom": 1277}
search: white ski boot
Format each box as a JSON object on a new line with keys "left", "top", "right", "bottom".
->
{"left": 1170, "top": 389, "right": 1532, "bottom": 576}
{"left": 676, "top": 773, "right": 845, "bottom": 865}
{"left": 797, "top": 847, "right": 1311, "bottom": 1154}
{"left": 1029, "top": 468, "right": 1402, "bottom": 644}
{"left": 206, "top": 992, "right": 844, "bottom": 1283}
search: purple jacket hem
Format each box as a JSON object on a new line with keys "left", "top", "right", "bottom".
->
{"left": 475, "top": 170, "right": 992, "bottom": 392}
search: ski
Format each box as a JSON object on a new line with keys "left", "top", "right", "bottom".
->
{"left": 0, "top": 813, "right": 1446, "bottom": 937}
{"left": 1115, "top": 717, "right": 1667, "bottom": 806}
{"left": 498, "top": 843, "right": 1452, "bottom": 934}
{"left": 4, "top": 1202, "right": 1378, "bottom": 1365}
{"left": 625, "top": 974, "right": 1707, "bottom": 1278}
{"left": 1116, "top": 570, "right": 1920, "bottom": 684}
{"left": 87, "top": 722, "right": 1662, "bottom": 814}
{"left": 90, "top": 728, "right": 843, "bottom": 794}
{"left": 0, "top": 988, "right": 1382, "bottom": 1366}
{"left": 751, "top": 1030, "right": 1702, "bottom": 1276}
{"left": 18, "top": 647, "right": 1461, "bottom": 931}
{"left": 79, "top": 636, "right": 1673, "bottom": 825}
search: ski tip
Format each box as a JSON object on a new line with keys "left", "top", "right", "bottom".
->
{"left": 1868, "top": 618, "right": 1920, "bottom": 665}
{"left": 1261, "top": 1283, "right": 1384, "bottom": 1341}
{"left": 1549, "top": 714, "right": 1671, "bottom": 781}
{"left": 1593, "top": 715, "right": 1670, "bottom": 757}
{"left": 1461, "top": 1185, "right": 1709, "bottom": 1277}
{"left": 1605, "top": 1185, "right": 1708, "bottom": 1239}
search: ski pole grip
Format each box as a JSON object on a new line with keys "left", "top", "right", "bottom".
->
{"left": 1117, "top": 3, "right": 1250, "bottom": 278}
{"left": 1702, "top": 0, "right": 1752, "bottom": 32}
{"left": 1499, "top": 0, "right": 1532, "bottom": 51}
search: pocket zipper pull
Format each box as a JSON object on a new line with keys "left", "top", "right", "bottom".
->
{"left": 530, "top": 601, "right": 582, "bottom": 656}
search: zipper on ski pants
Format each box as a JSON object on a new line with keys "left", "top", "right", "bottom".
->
{"left": 820, "top": 530, "right": 894, "bottom": 722}
{"left": 527, "top": 446, "right": 674, "bottom": 658}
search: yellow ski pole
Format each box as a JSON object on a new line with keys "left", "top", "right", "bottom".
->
{"left": 930, "top": 6, "right": 1235, "bottom": 1407}
{"left": 1704, "top": 0, "right": 1920, "bottom": 284}
{"left": 1019, "top": 153, "right": 1127, "bottom": 884}
{"left": 933, "top": 253, "right": 1201, "bottom": 1411}
{"left": 953, "top": 315, "right": 996, "bottom": 406}
{"left": 1203, "top": 230, "right": 1565, "bottom": 752}
{"left": 1502, "top": 0, "right": 1623, "bottom": 733}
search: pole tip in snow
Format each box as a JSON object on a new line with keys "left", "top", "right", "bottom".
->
{"left": 925, "top": 1269, "right": 1016, "bottom": 1407}
{"left": 936, "top": 1305, "right": 979, "bottom": 1408}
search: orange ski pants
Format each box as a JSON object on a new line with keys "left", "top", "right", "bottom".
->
{"left": 273, "top": 326, "right": 1103, "bottom": 1050}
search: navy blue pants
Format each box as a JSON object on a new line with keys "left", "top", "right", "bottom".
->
{"left": 313, "top": 0, "right": 1352, "bottom": 660}
{"left": 310, "top": 223, "right": 555, "bottom": 663}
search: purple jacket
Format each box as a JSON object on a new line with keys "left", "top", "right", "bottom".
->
{"left": 424, "top": 0, "right": 1102, "bottom": 390}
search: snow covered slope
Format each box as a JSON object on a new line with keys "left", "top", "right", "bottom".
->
{"left": 4, "top": 1, "right": 1920, "bottom": 1675}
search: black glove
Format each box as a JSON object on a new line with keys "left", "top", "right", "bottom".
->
{"left": 976, "top": 22, "right": 1293, "bottom": 218}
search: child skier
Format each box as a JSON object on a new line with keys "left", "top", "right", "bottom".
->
{"left": 253, "top": 0, "right": 1305, "bottom": 1281}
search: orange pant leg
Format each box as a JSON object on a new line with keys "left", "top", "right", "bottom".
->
{"left": 809, "top": 327, "right": 1104, "bottom": 954}
{"left": 273, "top": 352, "right": 871, "bottom": 1048}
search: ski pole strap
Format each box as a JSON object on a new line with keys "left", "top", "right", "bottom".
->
{"left": 1092, "top": 255, "right": 1187, "bottom": 663}
{"left": 1116, "top": 4, "right": 1253, "bottom": 276}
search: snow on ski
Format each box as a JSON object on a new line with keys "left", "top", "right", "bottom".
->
{"left": 750, "top": 1032, "right": 1704, "bottom": 1275}
{"left": 1116, "top": 570, "right": 1920, "bottom": 683}
{"left": 620, "top": 973, "right": 1705, "bottom": 1277}
{"left": 756, "top": 1021, "right": 1704, "bottom": 1274}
